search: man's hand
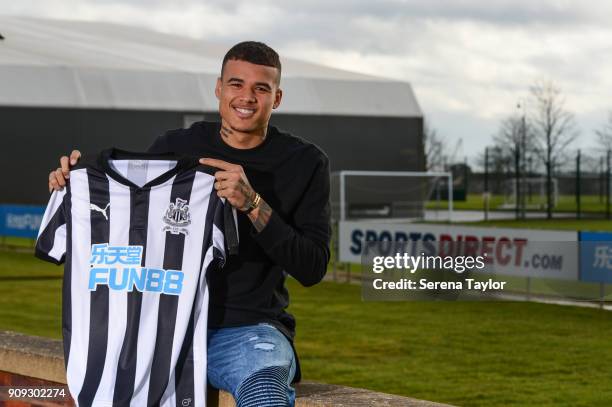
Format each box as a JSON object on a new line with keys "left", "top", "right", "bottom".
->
{"left": 200, "top": 158, "right": 256, "bottom": 211}
{"left": 49, "top": 150, "right": 81, "bottom": 192}
{"left": 200, "top": 158, "right": 273, "bottom": 231}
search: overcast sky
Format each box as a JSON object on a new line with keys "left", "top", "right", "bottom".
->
{"left": 3, "top": 0, "right": 611, "bottom": 163}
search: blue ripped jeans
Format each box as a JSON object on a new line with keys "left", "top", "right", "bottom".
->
{"left": 207, "top": 323, "right": 297, "bottom": 407}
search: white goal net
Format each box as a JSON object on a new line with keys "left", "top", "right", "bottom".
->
{"left": 501, "top": 177, "right": 559, "bottom": 210}
{"left": 330, "top": 171, "right": 454, "bottom": 221}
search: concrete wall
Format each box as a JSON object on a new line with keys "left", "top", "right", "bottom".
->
{"left": 0, "top": 330, "right": 451, "bottom": 407}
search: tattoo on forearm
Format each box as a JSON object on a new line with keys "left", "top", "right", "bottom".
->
{"left": 238, "top": 180, "right": 254, "bottom": 211}
{"left": 251, "top": 200, "right": 272, "bottom": 232}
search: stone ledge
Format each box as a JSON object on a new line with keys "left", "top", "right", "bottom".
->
{"left": 0, "top": 331, "right": 453, "bottom": 406}
{"left": 0, "top": 330, "right": 65, "bottom": 383}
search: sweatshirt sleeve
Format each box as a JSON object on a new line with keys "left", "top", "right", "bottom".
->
{"left": 252, "top": 154, "right": 331, "bottom": 287}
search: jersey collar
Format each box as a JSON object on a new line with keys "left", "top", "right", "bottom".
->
{"left": 98, "top": 148, "right": 198, "bottom": 189}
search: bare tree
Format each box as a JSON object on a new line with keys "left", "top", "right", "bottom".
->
{"left": 488, "top": 115, "right": 539, "bottom": 215}
{"left": 529, "top": 80, "right": 579, "bottom": 218}
{"left": 493, "top": 115, "right": 539, "bottom": 168}
{"left": 475, "top": 144, "right": 513, "bottom": 195}
{"left": 596, "top": 111, "right": 612, "bottom": 151}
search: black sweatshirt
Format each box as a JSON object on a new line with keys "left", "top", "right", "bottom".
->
{"left": 148, "top": 121, "right": 331, "bottom": 343}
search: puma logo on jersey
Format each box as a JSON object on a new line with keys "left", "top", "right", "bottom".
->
{"left": 90, "top": 203, "right": 110, "bottom": 220}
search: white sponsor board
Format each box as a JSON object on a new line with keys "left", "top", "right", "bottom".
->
{"left": 339, "top": 221, "right": 579, "bottom": 280}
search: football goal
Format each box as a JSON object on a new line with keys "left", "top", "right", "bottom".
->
{"left": 500, "top": 177, "right": 559, "bottom": 210}
{"left": 330, "top": 170, "right": 454, "bottom": 222}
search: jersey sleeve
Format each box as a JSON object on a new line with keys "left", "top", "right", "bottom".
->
{"left": 35, "top": 189, "right": 68, "bottom": 264}
{"left": 202, "top": 197, "right": 238, "bottom": 275}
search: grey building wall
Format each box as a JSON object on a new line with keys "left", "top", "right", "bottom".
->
{"left": 0, "top": 107, "right": 423, "bottom": 205}
{"left": 1, "top": 106, "right": 186, "bottom": 204}
{"left": 270, "top": 114, "right": 424, "bottom": 172}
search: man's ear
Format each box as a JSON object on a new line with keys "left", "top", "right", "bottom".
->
{"left": 215, "top": 77, "right": 222, "bottom": 99}
{"left": 273, "top": 88, "right": 283, "bottom": 109}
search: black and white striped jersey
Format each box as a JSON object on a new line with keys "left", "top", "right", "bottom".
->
{"left": 35, "top": 148, "right": 238, "bottom": 407}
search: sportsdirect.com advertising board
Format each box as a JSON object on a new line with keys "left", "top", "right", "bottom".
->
{"left": 338, "top": 221, "right": 579, "bottom": 281}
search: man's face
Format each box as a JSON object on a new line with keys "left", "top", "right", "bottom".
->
{"left": 215, "top": 59, "right": 282, "bottom": 134}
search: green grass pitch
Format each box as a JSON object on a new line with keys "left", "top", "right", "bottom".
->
{"left": 426, "top": 193, "right": 612, "bottom": 214}
{"left": 2, "top": 248, "right": 612, "bottom": 406}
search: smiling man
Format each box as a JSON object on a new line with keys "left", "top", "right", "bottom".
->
{"left": 48, "top": 41, "right": 332, "bottom": 406}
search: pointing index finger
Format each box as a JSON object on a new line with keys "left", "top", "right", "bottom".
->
{"left": 70, "top": 150, "right": 81, "bottom": 165}
{"left": 200, "top": 158, "right": 237, "bottom": 171}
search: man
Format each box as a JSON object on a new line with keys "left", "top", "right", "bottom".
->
{"left": 48, "top": 41, "right": 331, "bottom": 406}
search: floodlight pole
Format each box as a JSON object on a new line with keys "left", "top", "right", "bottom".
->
{"left": 515, "top": 145, "right": 520, "bottom": 220}
{"left": 517, "top": 98, "right": 527, "bottom": 219}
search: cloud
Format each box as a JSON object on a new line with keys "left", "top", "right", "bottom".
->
{"left": 2, "top": 0, "right": 611, "bottom": 157}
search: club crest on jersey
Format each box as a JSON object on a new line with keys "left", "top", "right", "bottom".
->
{"left": 163, "top": 198, "right": 191, "bottom": 235}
